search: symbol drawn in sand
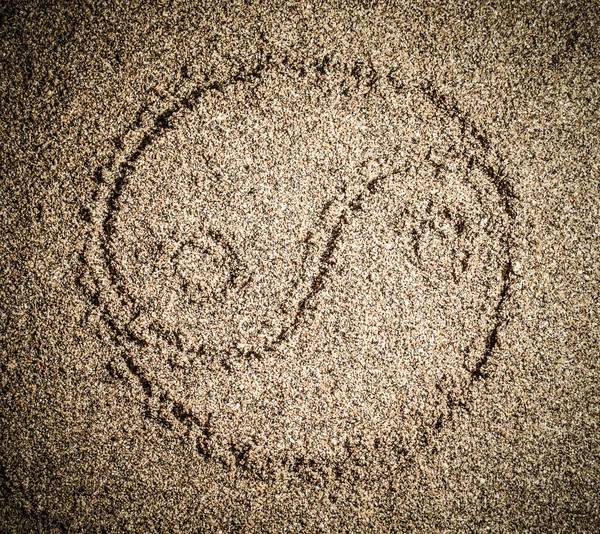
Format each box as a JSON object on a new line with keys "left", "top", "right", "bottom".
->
{"left": 81, "top": 53, "right": 516, "bottom": 482}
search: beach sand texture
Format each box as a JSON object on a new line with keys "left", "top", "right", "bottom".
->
{"left": 1, "top": 1, "right": 599, "bottom": 532}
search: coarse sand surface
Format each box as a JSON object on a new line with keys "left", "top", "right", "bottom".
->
{"left": 1, "top": 1, "right": 599, "bottom": 532}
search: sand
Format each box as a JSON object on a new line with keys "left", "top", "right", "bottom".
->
{"left": 1, "top": 0, "right": 599, "bottom": 532}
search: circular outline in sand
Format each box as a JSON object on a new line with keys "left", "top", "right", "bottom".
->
{"left": 82, "top": 53, "right": 516, "bottom": 482}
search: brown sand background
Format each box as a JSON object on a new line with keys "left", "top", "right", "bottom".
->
{"left": 1, "top": 1, "right": 599, "bottom": 532}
